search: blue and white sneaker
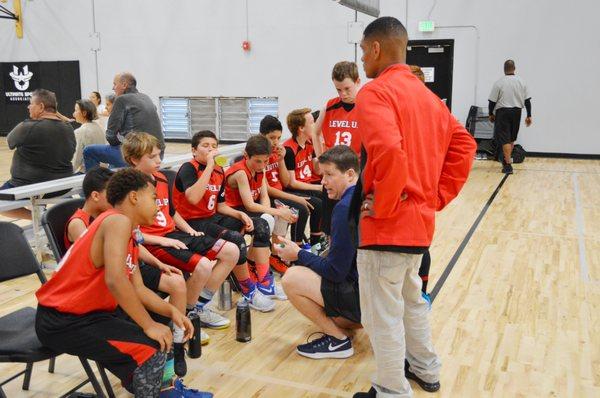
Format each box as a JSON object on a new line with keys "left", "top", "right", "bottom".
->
{"left": 160, "top": 378, "right": 213, "bottom": 397}
{"left": 257, "top": 271, "right": 287, "bottom": 300}
{"left": 296, "top": 333, "right": 354, "bottom": 359}
{"left": 241, "top": 287, "right": 275, "bottom": 312}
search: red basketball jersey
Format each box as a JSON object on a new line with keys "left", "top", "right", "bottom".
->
{"left": 140, "top": 171, "right": 176, "bottom": 237}
{"left": 283, "top": 138, "right": 320, "bottom": 184}
{"left": 321, "top": 97, "right": 361, "bottom": 154}
{"left": 64, "top": 208, "right": 92, "bottom": 250}
{"left": 225, "top": 160, "right": 263, "bottom": 208}
{"left": 173, "top": 159, "right": 225, "bottom": 220}
{"left": 265, "top": 153, "right": 284, "bottom": 190}
{"left": 36, "top": 209, "right": 139, "bottom": 315}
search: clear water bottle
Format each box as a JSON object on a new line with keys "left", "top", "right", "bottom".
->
{"left": 187, "top": 312, "right": 202, "bottom": 358}
{"left": 236, "top": 299, "right": 252, "bottom": 342}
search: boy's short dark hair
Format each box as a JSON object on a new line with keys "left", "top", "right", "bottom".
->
{"left": 106, "top": 168, "right": 154, "bottom": 206}
{"left": 259, "top": 115, "right": 282, "bottom": 135}
{"left": 311, "top": 110, "right": 320, "bottom": 122}
{"left": 191, "top": 130, "right": 218, "bottom": 148}
{"left": 318, "top": 145, "right": 359, "bottom": 173}
{"left": 245, "top": 135, "right": 271, "bottom": 157}
{"left": 83, "top": 167, "right": 114, "bottom": 199}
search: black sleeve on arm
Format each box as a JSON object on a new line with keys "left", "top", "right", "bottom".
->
{"left": 175, "top": 163, "right": 199, "bottom": 192}
{"left": 284, "top": 147, "right": 296, "bottom": 171}
{"left": 524, "top": 98, "right": 532, "bottom": 118}
{"left": 217, "top": 179, "right": 226, "bottom": 203}
{"left": 488, "top": 100, "right": 496, "bottom": 116}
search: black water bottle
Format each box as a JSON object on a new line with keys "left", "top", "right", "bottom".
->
{"left": 188, "top": 312, "right": 202, "bottom": 358}
{"left": 236, "top": 300, "right": 252, "bottom": 342}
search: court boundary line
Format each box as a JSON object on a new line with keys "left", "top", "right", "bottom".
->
{"left": 430, "top": 173, "right": 509, "bottom": 302}
{"left": 572, "top": 173, "right": 594, "bottom": 282}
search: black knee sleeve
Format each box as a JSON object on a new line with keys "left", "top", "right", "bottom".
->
{"left": 220, "top": 230, "right": 247, "bottom": 265}
{"left": 251, "top": 217, "right": 271, "bottom": 248}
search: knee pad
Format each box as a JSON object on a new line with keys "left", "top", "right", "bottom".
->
{"left": 220, "top": 230, "right": 247, "bottom": 265}
{"left": 252, "top": 216, "right": 271, "bottom": 248}
{"left": 260, "top": 213, "right": 274, "bottom": 234}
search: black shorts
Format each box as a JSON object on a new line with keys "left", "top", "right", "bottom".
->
{"left": 321, "top": 278, "right": 361, "bottom": 324}
{"left": 187, "top": 214, "right": 244, "bottom": 236}
{"left": 35, "top": 305, "right": 160, "bottom": 383}
{"left": 139, "top": 262, "right": 162, "bottom": 291}
{"left": 145, "top": 230, "right": 226, "bottom": 273}
{"left": 494, "top": 107, "right": 522, "bottom": 145}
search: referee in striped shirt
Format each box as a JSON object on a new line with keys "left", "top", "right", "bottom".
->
{"left": 488, "top": 60, "right": 532, "bottom": 174}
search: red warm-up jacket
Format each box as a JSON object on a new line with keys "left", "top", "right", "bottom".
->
{"left": 354, "top": 63, "right": 477, "bottom": 247}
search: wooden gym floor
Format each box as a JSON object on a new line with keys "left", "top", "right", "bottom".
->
{"left": 0, "top": 137, "right": 599, "bottom": 397}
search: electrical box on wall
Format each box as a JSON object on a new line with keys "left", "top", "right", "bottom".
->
{"left": 347, "top": 21, "right": 364, "bottom": 44}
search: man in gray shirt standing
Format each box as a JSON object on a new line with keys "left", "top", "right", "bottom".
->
{"left": 488, "top": 60, "right": 532, "bottom": 174}
{"left": 83, "top": 72, "right": 165, "bottom": 170}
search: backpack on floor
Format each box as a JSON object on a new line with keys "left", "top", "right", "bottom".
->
{"left": 512, "top": 144, "right": 526, "bottom": 163}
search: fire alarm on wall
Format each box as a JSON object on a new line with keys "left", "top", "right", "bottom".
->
{"left": 242, "top": 41, "right": 251, "bottom": 51}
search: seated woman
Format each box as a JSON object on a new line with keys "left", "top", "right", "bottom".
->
{"left": 72, "top": 99, "right": 106, "bottom": 173}
{"left": 276, "top": 146, "right": 361, "bottom": 360}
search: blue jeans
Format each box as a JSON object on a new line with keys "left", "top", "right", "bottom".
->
{"left": 83, "top": 144, "right": 127, "bottom": 170}
{"left": 0, "top": 181, "right": 15, "bottom": 190}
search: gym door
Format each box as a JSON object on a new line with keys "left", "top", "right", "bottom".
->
{"left": 406, "top": 39, "right": 454, "bottom": 110}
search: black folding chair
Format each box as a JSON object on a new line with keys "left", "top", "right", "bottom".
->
{"left": 41, "top": 200, "right": 116, "bottom": 397}
{"left": 0, "top": 222, "right": 109, "bottom": 398}
{"left": 41, "top": 198, "right": 85, "bottom": 260}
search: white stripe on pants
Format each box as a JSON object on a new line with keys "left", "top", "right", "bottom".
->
{"left": 358, "top": 249, "right": 441, "bottom": 397}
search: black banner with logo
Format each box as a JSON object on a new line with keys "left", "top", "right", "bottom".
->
{"left": 0, "top": 61, "right": 80, "bottom": 135}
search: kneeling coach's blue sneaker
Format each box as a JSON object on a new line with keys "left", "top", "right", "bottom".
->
{"left": 160, "top": 378, "right": 213, "bottom": 398}
{"left": 296, "top": 333, "right": 353, "bottom": 359}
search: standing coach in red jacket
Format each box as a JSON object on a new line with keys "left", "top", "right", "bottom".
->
{"left": 351, "top": 17, "right": 477, "bottom": 398}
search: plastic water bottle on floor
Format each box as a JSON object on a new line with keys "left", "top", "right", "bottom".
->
{"left": 236, "top": 299, "right": 252, "bottom": 342}
{"left": 188, "top": 312, "right": 202, "bottom": 358}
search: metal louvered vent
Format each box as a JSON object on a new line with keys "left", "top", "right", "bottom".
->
{"left": 190, "top": 98, "right": 217, "bottom": 135}
{"left": 334, "top": 0, "right": 380, "bottom": 17}
{"left": 160, "top": 97, "right": 278, "bottom": 142}
{"left": 159, "top": 97, "right": 190, "bottom": 139}
{"left": 248, "top": 98, "right": 279, "bottom": 134}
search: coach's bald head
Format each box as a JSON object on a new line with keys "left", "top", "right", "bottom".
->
{"left": 360, "top": 17, "right": 408, "bottom": 79}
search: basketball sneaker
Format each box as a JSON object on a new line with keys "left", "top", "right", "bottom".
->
{"left": 296, "top": 333, "right": 353, "bottom": 359}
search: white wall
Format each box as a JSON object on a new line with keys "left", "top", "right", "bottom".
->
{"left": 1, "top": 0, "right": 599, "bottom": 154}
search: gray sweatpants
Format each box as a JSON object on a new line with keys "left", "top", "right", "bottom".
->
{"left": 357, "top": 250, "right": 441, "bottom": 397}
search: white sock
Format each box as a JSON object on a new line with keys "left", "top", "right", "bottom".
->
{"left": 173, "top": 325, "right": 185, "bottom": 344}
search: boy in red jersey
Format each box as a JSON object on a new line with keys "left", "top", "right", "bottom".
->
{"left": 313, "top": 61, "right": 362, "bottom": 157}
{"left": 312, "top": 61, "right": 362, "bottom": 236}
{"left": 173, "top": 130, "right": 276, "bottom": 312}
{"left": 122, "top": 133, "right": 240, "bottom": 333}
{"left": 66, "top": 166, "right": 192, "bottom": 376}
{"left": 224, "top": 135, "right": 294, "bottom": 302}
{"left": 35, "top": 168, "right": 206, "bottom": 397}
{"left": 284, "top": 108, "right": 324, "bottom": 246}
{"left": 258, "top": 115, "right": 317, "bottom": 272}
